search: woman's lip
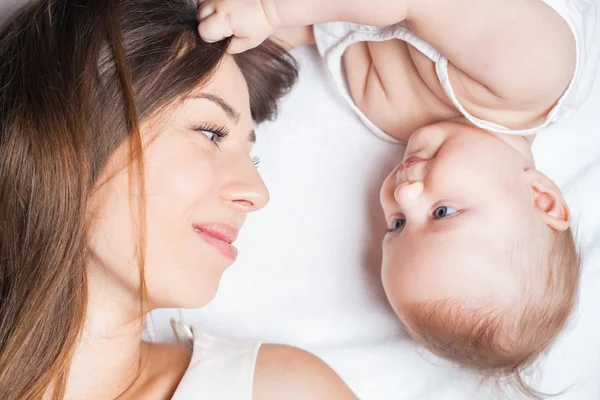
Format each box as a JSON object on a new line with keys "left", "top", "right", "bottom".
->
{"left": 193, "top": 223, "right": 239, "bottom": 261}
{"left": 194, "top": 223, "right": 238, "bottom": 244}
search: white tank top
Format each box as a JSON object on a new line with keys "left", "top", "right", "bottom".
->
{"left": 171, "top": 323, "right": 261, "bottom": 400}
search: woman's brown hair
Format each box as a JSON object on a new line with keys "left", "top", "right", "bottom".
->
{"left": 0, "top": 0, "right": 297, "bottom": 398}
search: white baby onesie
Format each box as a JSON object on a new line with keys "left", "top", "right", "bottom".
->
{"left": 313, "top": 0, "right": 597, "bottom": 142}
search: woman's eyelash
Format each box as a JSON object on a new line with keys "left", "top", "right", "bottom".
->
{"left": 193, "top": 123, "right": 230, "bottom": 144}
{"left": 192, "top": 124, "right": 259, "bottom": 167}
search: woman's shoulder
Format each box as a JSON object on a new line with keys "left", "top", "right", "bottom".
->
{"left": 168, "top": 323, "right": 356, "bottom": 399}
{"left": 253, "top": 344, "right": 357, "bottom": 400}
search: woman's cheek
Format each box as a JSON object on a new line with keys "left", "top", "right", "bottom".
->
{"left": 145, "top": 140, "right": 218, "bottom": 203}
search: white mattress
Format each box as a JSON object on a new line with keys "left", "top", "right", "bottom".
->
{"left": 151, "top": 32, "right": 600, "bottom": 399}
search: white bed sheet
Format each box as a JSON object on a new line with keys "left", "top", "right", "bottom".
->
{"left": 151, "top": 34, "right": 600, "bottom": 399}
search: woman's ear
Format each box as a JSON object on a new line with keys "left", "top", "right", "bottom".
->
{"left": 525, "top": 169, "right": 570, "bottom": 231}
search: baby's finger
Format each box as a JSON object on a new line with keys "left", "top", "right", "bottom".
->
{"left": 197, "top": 0, "right": 215, "bottom": 21}
{"left": 198, "top": 13, "right": 233, "bottom": 43}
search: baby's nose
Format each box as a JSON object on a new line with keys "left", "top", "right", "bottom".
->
{"left": 394, "top": 181, "right": 424, "bottom": 205}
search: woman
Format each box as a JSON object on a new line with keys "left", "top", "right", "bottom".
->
{"left": 0, "top": 0, "right": 356, "bottom": 398}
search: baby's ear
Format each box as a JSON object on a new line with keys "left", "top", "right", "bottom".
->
{"left": 525, "top": 169, "right": 570, "bottom": 231}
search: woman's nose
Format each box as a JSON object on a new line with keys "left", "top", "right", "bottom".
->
{"left": 220, "top": 156, "right": 269, "bottom": 213}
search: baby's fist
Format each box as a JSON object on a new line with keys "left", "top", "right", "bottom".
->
{"left": 198, "top": 0, "right": 281, "bottom": 54}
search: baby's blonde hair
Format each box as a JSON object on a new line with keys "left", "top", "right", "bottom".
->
{"left": 401, "top": 228, "right": 580, "bottom": 399}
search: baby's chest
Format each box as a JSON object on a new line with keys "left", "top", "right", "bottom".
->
{"left": 344, "top": 39, "right": 460, "bottom": 141}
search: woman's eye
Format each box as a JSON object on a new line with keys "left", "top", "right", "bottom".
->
{"left": 388, "top": 218, "right": 406, "bottom": 232}
{"left": 199, "top": 130, "right": 218, "bottom": 142}
{"left": 433, "top": 206, "right": 458, "bottom": 219}
{"left": 194, "top": 124, "right": 229, "bottom": 144}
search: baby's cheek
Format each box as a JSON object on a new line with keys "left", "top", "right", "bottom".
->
{"left": 381, "top": 252, "right": 409, "bottom": 304}
{"left": 380, "top": 169, "right": 400, "bottom": 213}
{"left": 381, "top": 248, "right": 441, "bottom": 310}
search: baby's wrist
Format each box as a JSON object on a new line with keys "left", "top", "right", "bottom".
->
{"left": 273, "top": 0, "right": 350, "bottom": 28}
{"left": 274, "top": 0, "right": 412, "bottom": 28}
{"left": 261, "top": 0, "right": 284, "bottom": 31}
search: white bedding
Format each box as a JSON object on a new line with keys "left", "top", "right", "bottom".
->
{"left": 150, "top": 29, "right": 600, "bottom": 400}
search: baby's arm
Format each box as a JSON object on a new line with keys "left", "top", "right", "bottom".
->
{"left": 198, "top": 0, "right": 575, "bottom": 127}
{"left": 400, "top": 0, "right": 575, "bottom": 126}
{"left": 197, "top": 0, "right": 410, "bottom": 53}
{"left": 317, "top": 0, "right": 576, "bottom": 130}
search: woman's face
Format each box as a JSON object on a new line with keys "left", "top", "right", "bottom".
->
{"left": 89, "top": 56, "right": 267, "bottom": 309}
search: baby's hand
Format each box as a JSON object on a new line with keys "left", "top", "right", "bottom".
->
{"left": 197, "top": 0, "right": 281, "bottom": 54}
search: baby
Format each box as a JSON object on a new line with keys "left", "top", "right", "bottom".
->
{"left": 197, "top": 0, "right": 592, "bottom": 391}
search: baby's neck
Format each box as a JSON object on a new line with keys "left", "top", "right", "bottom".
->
{"left": 497, "top": 133, "right": 536, "bottom": 169}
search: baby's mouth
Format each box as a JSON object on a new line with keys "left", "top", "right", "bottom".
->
{"left": 402, "top": 155, "right": 428, "bottom": 170}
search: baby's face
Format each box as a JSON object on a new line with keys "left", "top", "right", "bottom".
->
{"left": 380, "top": 120, "right": 542, "bottom": 314}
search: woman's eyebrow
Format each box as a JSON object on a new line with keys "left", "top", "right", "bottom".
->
{"left": 193, "top": 93, "right": 241, "bottom": 124}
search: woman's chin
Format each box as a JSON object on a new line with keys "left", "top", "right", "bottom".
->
{"left": 148, "top": 278, "right": 222, "bottom": 310}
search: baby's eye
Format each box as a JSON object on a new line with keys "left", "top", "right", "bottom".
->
{"left": 433, "top": 206, "right": 458, "bottom": 219}
{"left": 388, "top": 218, "right": 406, "bottom": 232}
